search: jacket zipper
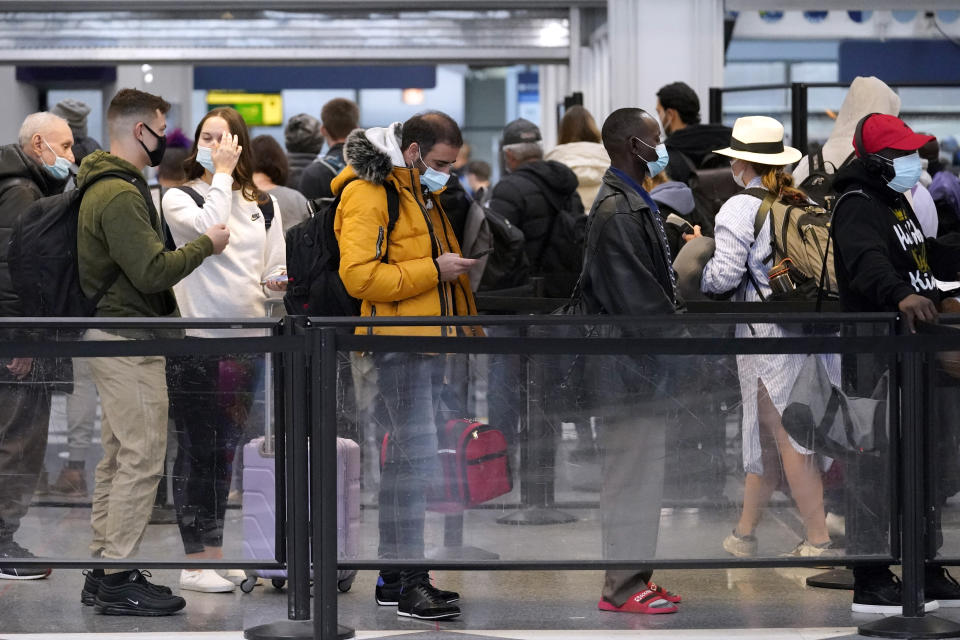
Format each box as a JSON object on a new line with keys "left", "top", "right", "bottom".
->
{"left": 368, "top": 305, "right": 376, "bottom": 335}
{"left": 407, "top": 169, "right": 449, "bottom": 323}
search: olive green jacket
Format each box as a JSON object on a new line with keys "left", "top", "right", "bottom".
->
{"left": 77, "top": 150, "right": 213, "bottom": 320}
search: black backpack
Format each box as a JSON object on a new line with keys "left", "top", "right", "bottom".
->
{"left": 797, "top": 149, "right": 855, "bottom": 211}
{"left": 535, "top": 190, "right": 587, "bottom": 298}
{"left": 478, "top": 205, "right": 530, "bottom": 293}
{"left": 283, "top": 180, "right": 399, "bottom": 316}
{"left": 8, "top": 171, "right": 151, "bottom": 317}
{"left": 678, "top": 151, "right": 738, "bottom": 236}
{"left": 508, "top": 172, "right": 587, "bottom": 298}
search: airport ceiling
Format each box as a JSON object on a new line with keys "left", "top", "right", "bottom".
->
{"left": 0, "top": 3, "right": 606, "bottom": 65}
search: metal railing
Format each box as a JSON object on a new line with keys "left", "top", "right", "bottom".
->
{"left": 708, "top": 81, "right": 960, "bottom": 155}
{"left": 3, "top": 312, "right": 960, "bottom": 639}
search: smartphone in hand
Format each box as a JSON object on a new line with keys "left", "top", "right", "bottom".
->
{"left": 468, "top": 247, "right": 494, "bottom": 259}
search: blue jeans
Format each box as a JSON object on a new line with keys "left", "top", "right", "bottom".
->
{"left": 376, "top": 353, "right": 444, "bottom": 586}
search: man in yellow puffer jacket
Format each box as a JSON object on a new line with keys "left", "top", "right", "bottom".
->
{"left": 333, "top": 112, "right": 479, "bottom": 621}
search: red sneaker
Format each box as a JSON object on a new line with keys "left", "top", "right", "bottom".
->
{"left": 598, "top": 588, "right": 678, "bottom": 614}
{"left": 648, "top": 581, "right": 682, "bottom": 604}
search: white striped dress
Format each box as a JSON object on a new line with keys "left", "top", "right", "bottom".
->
{"left": 700, "top": 177, "right": 840, "bottom": 474}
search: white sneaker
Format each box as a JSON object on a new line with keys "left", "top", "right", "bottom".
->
{"left": 826, "top": 512, "right": 846, "bottom": 538}
{"left": 179, "top": 569, "right": 236, "bottom": 593}
{"left": 219, "top": 569, "right": 247, "bottom": 586}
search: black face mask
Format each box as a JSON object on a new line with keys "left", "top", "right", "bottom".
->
{"left": 139, "top": 122, "right": 167, "bottom": 167}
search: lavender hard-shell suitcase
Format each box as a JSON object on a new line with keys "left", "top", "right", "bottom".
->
{"left": 240, "top": 435, "right": 360, "bottom": 593}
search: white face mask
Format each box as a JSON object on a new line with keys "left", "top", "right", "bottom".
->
{"left": 731, "top": 160, "right": 748, "bottom": 188}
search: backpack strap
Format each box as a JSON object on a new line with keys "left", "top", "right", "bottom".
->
{"left": 259, "top": 196, "right": 275, "bottom": 230}
{"left": 82, "top": 171, "right": 159, "bottom": 306}
{"left": 381, "top": 182, "right": 400, "bottom": 264}
{"left": 156, "top": 185, "right": 177, "bottom": 251}
{"left": 176, "top": 184, "right": 276, "bottom": 230}
{"left": 739, "top": 187, "right": 777, "bottom": 302}
{"left": 174, "top": 184, "right": 204, "bottom": 208}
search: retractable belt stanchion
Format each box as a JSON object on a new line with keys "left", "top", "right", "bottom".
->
{"left": 245, "top": 316, "right": 322, "bottom": 640}
{"left": 497, "top": 279, "right": 576, "bottom": 526}
{"left": 856, "top": 335, "right": 960, "bottom": 639}
{"left": 314, "top": 327, "right": 355, "bottom": 639}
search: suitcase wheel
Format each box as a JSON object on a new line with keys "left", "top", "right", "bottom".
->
{"left": 271, "top": 578, "right": 287, "bottom": 590}
{"left": 240, "top": 577, "right": 258, "bottom": 594}
{"left": 337, "top": 571, "right": 357, "bottom": 593}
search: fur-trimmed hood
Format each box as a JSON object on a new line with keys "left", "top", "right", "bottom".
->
{"left": 342, "top": 122, "right": 406, "bottom": 185}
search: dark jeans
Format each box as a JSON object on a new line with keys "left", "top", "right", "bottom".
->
{"left": 167, "top": 353, "right": 254, "bottom": 554}
{"left": 0, "top": 373, "right": 51, "bottom": 547}
{"left": 376, "top": 352, "right": 444, "bottom": 587}
{"left": 486, "top": 326, "right": 522, "bottom": 447}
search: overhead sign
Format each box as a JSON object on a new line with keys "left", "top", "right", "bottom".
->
{"left": 206, "top": 92, "right": 283, "bottom": 126}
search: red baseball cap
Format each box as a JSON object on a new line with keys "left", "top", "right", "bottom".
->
{"left": 857, "top": 113, "right": 935, "bottom": 156}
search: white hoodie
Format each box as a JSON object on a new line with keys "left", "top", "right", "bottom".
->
{"left": 162, "top": 172, "right": 286, "bottom": 337}
{"left": 545, "top": 141, "right": 610, "bottom": 211}
{"left": 793, "top": 75, "right": 936, "bottom": 236}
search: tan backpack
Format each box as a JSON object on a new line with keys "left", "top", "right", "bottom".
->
{"left": 743, "top": 187, "right": 838, "bottom": 303}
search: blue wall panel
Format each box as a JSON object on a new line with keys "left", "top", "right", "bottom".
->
{"left": 839, "top": 40, "right": 960, "bottom": 84}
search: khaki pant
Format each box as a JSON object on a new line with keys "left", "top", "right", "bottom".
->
{"left": 82, "top": 329, "right": 168, "bottom": 560}
{"left": 599, "top": 410, "right": 667, "bottom": 607}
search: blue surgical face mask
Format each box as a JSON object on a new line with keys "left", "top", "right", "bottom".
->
{"left": 42, "top": 139, "right": 72, "bottom": 180}
{"left": 418, "top": 148, "right": 451, "bottom": 192}
{"left": 885, "top": 152, "right": 923, "bottom": 193}
{"left": 196, "top": 145, "right": 215, "bottom": 174}
{"left": 634, "top": 137, "right": 669, "bottom": 178}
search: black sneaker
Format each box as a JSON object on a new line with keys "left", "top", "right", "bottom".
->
{"left": 396, "top": 583, "right": 461, "bottom": 620}
{"left": 375, "top": 574, "right": 459, "bottom": 606}
{"left": 0, "top": 541, "right": 51, "bottom": 580}
{"left": 927, "top": 568, "right": 960, "bottom": 608}
{"left": 852, "top": 574, "right": 939, "bottom": 614}
{"left": 83, "top": 569, "right": 174, "bottom": 606}
{"left": 93, "top": 569, "right": 185, "bottom": 616}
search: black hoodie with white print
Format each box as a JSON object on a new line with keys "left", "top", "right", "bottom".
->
{"left": 832, "top": 158, "right": 960, "bottom": 313}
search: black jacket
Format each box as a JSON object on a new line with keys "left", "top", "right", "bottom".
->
{"left": 286, "top": 151, "right": 318, "bottom": 192}
{"left": 487, "top": 160, "right": 580, "bottom": 268}
{"left": 298, "top": 143, "right": 345, "bottom": 200}
{"left": 832, "top": 159, "right": 960, "bottom": 313}
{"left": 581, "top": 169, "right": 678, "bottom": 318}
{"left": 0, "top": 144, "right": 67, "bottom": 318}
{"left": 579, "top": 169, "right": 681, "bottom": 405}
{"left": 664, "top": 123, "right": 733, "bottom": 184}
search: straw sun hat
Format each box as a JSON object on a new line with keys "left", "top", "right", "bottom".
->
{"left": 713, "top": 115, "right": 801, "bottom": 166}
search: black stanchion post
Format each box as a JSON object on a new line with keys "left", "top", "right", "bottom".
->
{"left": 790, "top": 82, "right": 809, "bottom": 156}
{"left": 245, "top": 316, "right": 317, "bottom": 640}
{"left": 709, "top": 87, "right": 723, "bottom": 125}
{"left": 497, "top": 315, "right": 576, "bottom": 526}
{"left": 857, "top": 347, "right": 960, "bottom": 639}
{"left": 314, "top": 327, "right": 355, "bottom": 640}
